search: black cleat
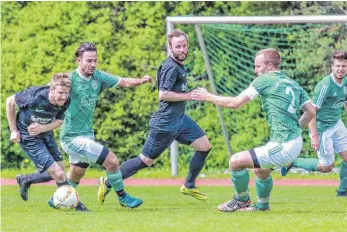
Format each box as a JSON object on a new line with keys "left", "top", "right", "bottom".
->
{"left": 75, "top": 201, "right": 91, "bottom": 212}
{"left": 16, "top": 174, "right": 31, "bottom": 201}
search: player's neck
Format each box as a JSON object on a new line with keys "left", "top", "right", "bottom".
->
{"left": 331, "top": 73, "right": 343, "bottom": 85}
{"left": 170, "top": 55, "right": 184, "bottom": 65}
{"left": 77, "top": 68, "right": 92, "bottom": 80}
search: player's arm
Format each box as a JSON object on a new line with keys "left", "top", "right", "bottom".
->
{"left": 299, "top": 102, "right": 316, "bottom": 128}
{"left": 118, "top": 75, "right": 152, "bottom": 88}
{"left": 159, "top": 90, "right": 193, "bottom": 102}
{"left": 27, "top": 120, "right": 64, "bottom": 136}
{"left": 192, "top": 87, "right": 252, "bottom": 109}
{"left": 307, "top": 106, "right": 320, "bottom": 151}
{"left": 6, "top": 95, "right": 20, "bottom": 143}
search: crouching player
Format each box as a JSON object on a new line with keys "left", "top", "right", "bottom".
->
{"left": 6, "top": 73, "right": 88, "bottom": 211}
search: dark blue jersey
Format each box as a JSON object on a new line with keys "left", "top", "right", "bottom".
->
{"left": 15, "top": 86, "right": 70, "bottom": 139}
{"left": 151, "top": 56, "right": 187, "bottom": 129}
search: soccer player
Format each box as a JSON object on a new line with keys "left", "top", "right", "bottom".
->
{"left": 281, "top": 51, "right": 347, "bottom": 197}
{"left": 192, "top": 48, "right": 316, "bottom": 211}
{"left": 98, "top": 29, "right": 211, "bottom": 203}
{"left": 5, "top": 74, "right": 80, "bottom": 206}
{"left": 60, "top": 42, "right": 152, "bottom": 209}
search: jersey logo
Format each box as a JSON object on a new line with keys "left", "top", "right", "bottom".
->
{"left": 92, "top": 80, "right": 98, "bottom": 90}
{"left": 333, "top": 92, "right": 337, "bottom": 97}
{"left": 332, "top": 98, "right": 345, "bottom": 109}
{"left": 34, "top": 109, "right": 46, "bottom": 113}
{"left": 181, "top": 83, "right": 187, "bottom": 91}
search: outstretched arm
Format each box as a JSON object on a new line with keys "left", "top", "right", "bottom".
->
{"left": 6, "top": 95, "right": 20, "bottom": 143}
{"left": 159, "top": 90, "right": 193, "bottom": 102}
{"left": 308, "top": 106, "right": 320, "bottom": 151}
{"left": 299, "top": 102, "right": 316, "bottom": 128}
{"left": 191, "top": 87, "right": 251, "bottom": 109}
{"left": 118, "top": 75, "right": 152, "bottom": 88}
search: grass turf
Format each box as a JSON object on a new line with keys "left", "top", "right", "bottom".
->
{"left": 1, "top": 168, "right": 340, "bottom": 180}
{"left": 1, "top": 185, "right": 346, "bottom": 232}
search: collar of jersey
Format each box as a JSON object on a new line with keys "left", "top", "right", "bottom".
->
{"left": 76, "top": 69, "right": 92, "bottom": 81}
{"left": 330, "top": 73, "right": 345, "bottom": 87}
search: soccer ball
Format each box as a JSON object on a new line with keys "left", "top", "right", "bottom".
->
{"left": 52, "top": 185, "right": 80, "bottom": 210}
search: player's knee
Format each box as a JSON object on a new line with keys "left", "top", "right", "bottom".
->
{"left": 140, "top": 154, "right": 154, "bottom": 166}
{"left": 318, "top": 164, "right": 334, "bottom": 173}
{"left": 229, "top": 156, "right": 238, "bottom": 171}
{"left": 254, "top": 168, "right": 271, "bottom": 179}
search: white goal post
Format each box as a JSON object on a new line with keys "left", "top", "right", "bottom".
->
{"left": 167, "top": 15, "right": 347, "bottom": 177}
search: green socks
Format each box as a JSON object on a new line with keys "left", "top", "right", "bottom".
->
{"left": 293, "top": 158, "right": 319, "bottom": 171}
{"left": 231, "top": 169, "right": 250, "bottom": 202}
{"left": 106, "top": 170, "right": 124, "bottom": 192}
{"left": 67, "top": 179, "right": 79, "bottom": 188}
{"left": 338, "top": 161, "right": 347, "bottom": 193}
{"left": 255, "top": 176, "right": 273, "bottom": 210}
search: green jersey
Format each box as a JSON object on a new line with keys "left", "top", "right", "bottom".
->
{"left": 250, "top": 71, "right": 311, "bottom": 143}
{"left": 60, "top": 69, "right": 120, "bottom": 140}
{"left": 312, "top": 74, "right": 347, "bottom": 133}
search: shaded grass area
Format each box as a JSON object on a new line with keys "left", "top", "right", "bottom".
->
{"left": 1, "top": 185, "right": 347, "bottom": 232}
{"left": 1, "top": 167, "right": 340, "bottom": 180}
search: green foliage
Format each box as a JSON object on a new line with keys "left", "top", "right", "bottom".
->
{"left": 1, "top": 1, "right": 346, "bottom": 169}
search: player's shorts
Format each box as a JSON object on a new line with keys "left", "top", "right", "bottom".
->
{"left": 60, "top": 136, "right": 109, "bottom": 167}
{"left": 250, "top": 135, "right": 303, "bottom": 169}
{"left": 20, "top": 134, "right": 63, "bottom": 173}
{"left": 317, "top": 119, "right": 347, "bottom": 166}
{"left": 142, "top": 114, "right": 206, "bottom": 159}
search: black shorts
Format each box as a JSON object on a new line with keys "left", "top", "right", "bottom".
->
{"left": 141, "top": 115, "right": 205, "bottom": 159}
{"left": 20, "top": 135, "right": 63, "bottom": 173}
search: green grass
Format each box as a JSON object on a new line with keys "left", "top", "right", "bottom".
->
{"left": 1, "top": 185, "right": 347, "bottom": 232}
{"left": 1, "top": 167, "right": 340, "bottom": 180}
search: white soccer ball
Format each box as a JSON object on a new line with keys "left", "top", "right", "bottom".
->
{"left": 53, "top": 185, "right": 80, "bottom": 210}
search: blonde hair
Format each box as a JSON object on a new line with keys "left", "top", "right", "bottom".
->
{"left": 167, "top": 29, "right": 188, "bottom": 47}
{"left": 256, "top": 48, "right": 281, "bottom": 68}
{"left": 50, "top": 73, "right": 71, "bottom": 89}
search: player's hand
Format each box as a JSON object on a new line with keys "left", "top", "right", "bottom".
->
{"left": 10, "top": 130, "right": 20, "bottom": 143}
{"left": 141, "top": 75, "right": 153, "bottom": 84}
{"left": 191, "top": 87, "right": 210, "bottom": 101}
{"left": 28, "top": 123, "right": 43, "bottom": 136}
{"left": 310, "top": 134, "right": 320, "bottom": 151}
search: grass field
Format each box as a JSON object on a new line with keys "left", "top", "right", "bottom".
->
{"left": 1, "top": 167, "right": 341, "bottom": 180}
{"left": 1, "top": 185, "right": 346, "bottom": 232}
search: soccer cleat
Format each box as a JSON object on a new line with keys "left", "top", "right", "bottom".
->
{"left": 180, "top": 185, "right": 208, "bottom": 201}
{"left": 48, "top": 197, "right": 58, "bottom": 209}
{"left": 75, "top": 201, "right": 91, "bottom": 212}
{"left": 336, "top": 190, "right": 347, "bottom": 197}
{"left": 118, "top": 193, "right": 143, "bottom": 208}
{"left": 97, "top": 177, "right": 111, "bottom": 204}
{"left": 217, "top": 195, "right": 251, "bottom": 212}
{"left": 16, "top": 174, "right": 31, "bottom": 201}
{"left": 280, "top": 163, "right": 294, "bottom": 176}
{"left": 239, "top": 205, "right": 270, "bottom": 211}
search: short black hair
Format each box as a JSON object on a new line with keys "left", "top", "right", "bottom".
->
{"left": 75, "top": 42, "right": 97, "bottom": 58}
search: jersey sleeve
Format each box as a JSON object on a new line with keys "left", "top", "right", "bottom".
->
{"left": 99, "top": 71, "right": 121, "bottom": 92}
{"left": 250, "top": 76, "right": 269, "bottom": 95}
{"left": 158, "top": 66, "right": 178, "bottom": 91}
{"left": 14, "top": 87, "right": 37, "bottom": 108}
{"left": 312, "top": 81, "right": 328, "bottom": 109}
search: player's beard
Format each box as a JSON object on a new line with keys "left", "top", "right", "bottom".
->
{"left": 173, "top": 51, "right": 188, "bottom": 62}
{"left": 256, "top": 67, "right": 269, "bottom": 77}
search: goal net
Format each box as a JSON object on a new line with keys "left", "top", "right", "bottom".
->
{"left": 167, "top": 16, "right": 347, "bottom": 176}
